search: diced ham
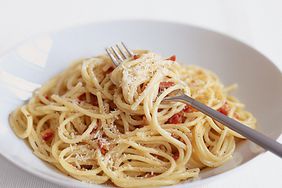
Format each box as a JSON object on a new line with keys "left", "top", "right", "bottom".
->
{"left": 159, "top": 82, "right": 175, "bottom": 93}
{"left": 183, "top": 105, "right": 197, "bottom": 113}
{"left": 98, "top": 139, "right": 108, "bottom": 155}
{"left": 166, "top": 55, "right": 176, "bottom": 61}
{"left": 165, "top": 105, "right": 196, "bottom": 125}
{"left": 217, "top": 102, "right": 230, "bottom": 116}
{"left": 159, "top": 82, "right": 174, "bottom": 88}
{"left": 41, "top": 128, "right": 54, "bottom": 142}
{"left": 167, "top": 112, "right": 185, "bottom": 124}
{"left": 100, "top": 148, "right": 107, "bottom": 155}
{"left": 133, "top": 54, "right": 140, "bottom": 60}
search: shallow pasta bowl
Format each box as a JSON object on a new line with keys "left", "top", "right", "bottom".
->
{"left": 0, "top": 20, "right": 281, "bottom": 187}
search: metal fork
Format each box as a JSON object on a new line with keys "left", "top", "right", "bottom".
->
{"left": 105, "top": 42, "right": 134, "bottom": 67}
{"left": 164, "top": 95, "right": 282, "bottom": 158}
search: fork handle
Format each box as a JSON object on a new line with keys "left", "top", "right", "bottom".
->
{"left": 168, "top": 95, "right": 282, "bottom": 158}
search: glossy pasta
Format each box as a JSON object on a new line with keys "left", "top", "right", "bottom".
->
{"left": 9, "top": 51, "right": 256, "bottom": 187}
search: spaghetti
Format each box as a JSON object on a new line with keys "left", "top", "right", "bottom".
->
{"left": 9, "top": 50, "right": 256, "bottom": 187}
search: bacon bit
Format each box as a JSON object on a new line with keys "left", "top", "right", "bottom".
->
{"left": 100, "top": 147, "right": 107, "bottom": 155}
{"left": 183, "top": 105, "right": 197, "bottom": 113}
{"left": 41, "top": 128, "right": 54, "bottom": 142}
{"left": 167, "top": 112, "right": 185, "bottom": 124}
{"left": 165, "top": 105, "right": 196, "bottom": 124}
{"left": 98, "top": 140, "right": 108, "bottom": 155}
{"left": 173, "top": 151, "right": 179, "bottom": 160}
{"left": 159, "top": 82, "right": 175, "bottom": 93}
{"left": 166, "top": 55, "right": 176, "bottom": 61}
{"left": 159, "top": 81, "right": 174, "bottom": 88}
{"left": 217, "top": 102, "right": 230, "bottom": 116}
{"left": 133, "top": 54, "right": 140, "bottom": 60}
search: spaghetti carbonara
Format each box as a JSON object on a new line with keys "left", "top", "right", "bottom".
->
{"left": 9, "top": 50, "right": 256, "bottom": 187}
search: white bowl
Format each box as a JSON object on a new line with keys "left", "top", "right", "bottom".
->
{"left": 0, "top": 20, "right": 281, "bottom": 187}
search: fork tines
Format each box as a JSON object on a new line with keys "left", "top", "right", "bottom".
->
{"left": 106, "top": 42, "right": 134, "bottom": 67}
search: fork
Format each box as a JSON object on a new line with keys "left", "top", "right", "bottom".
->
{"left": 105, "top": 42, "right": 282, "bottom": 158}
{"left": 105, "top": 42, "right": 134, "bottom": 67}
{"left": 164, "top": 95, "right": 282, "bottom": 157}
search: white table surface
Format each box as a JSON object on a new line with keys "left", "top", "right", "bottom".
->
{"left": 0, "top": 0, "right": 281, "bottom": 187}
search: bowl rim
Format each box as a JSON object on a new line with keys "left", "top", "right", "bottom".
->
{"left": 0, "top": 19, "right": 281, "bottom": 188}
